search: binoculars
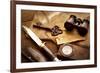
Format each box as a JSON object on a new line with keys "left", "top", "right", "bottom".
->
{"left": 64, "top": 15, "right": 89, "bottom": 36}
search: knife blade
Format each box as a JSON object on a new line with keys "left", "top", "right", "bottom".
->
{"left": 22, "top": 25, "right": 60, "bottom": 61}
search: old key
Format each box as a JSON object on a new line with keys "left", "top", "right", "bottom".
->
{"left": 33, "top": 23, "right": 63, "bottom": 36}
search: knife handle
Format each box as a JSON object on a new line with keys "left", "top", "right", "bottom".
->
{"left": 41, "top": 42, "right": 60, "bottom": 61}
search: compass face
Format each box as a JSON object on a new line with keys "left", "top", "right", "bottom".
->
{"left": 61, "top": 45, "right": 73, "bottom": 56}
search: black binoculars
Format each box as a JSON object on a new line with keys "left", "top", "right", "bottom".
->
{"left": 64, "top": 15, "right": 89, "bottom": 36}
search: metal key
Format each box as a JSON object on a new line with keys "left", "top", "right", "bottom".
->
{"left": 33, "top": 23, "right": 63, "bottom": 36}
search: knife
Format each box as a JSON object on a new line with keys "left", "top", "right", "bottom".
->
{"left": 22, "top": 25, "right": 60, "bottom": 61}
